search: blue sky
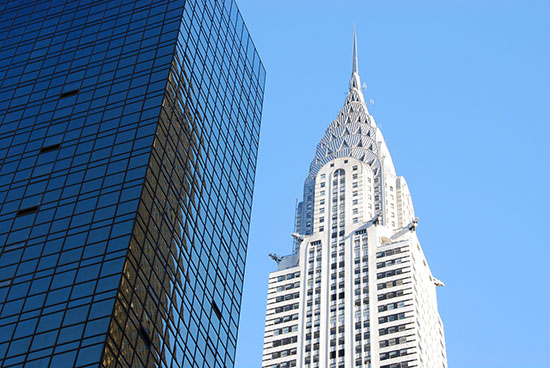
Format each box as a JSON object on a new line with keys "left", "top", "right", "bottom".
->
{"left": 234, "top": 1, "right": 549, "bottom": 367}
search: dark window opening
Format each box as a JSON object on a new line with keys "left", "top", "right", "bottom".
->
{"left": 40, "top": 143, "right": 61, "bottom": 153}
{"left": 212, "top": 301, "right": 222, "bottom": 320}
{"left": 138, "top": 325, "right": 152, "bottom": 347}
{"left": 60, "top": 89, "right": 79, "bottom": 98}
{"left": 17, "top": 205, "right": 39, "bottom": 217}
{"left": 183, "top": 270, "right": 189, "bottom": 295}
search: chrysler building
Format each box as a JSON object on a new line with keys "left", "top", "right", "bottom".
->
{"left": 261, "top": 30, "right": 448, "bottom": 368}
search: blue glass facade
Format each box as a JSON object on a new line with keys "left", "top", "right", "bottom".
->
{"left": 0, "top": 1, "right": 264, "bottom": 367}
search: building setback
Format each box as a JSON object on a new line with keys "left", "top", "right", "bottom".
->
{"left": 0, "top": 1, "right": 264, "bottom": 367}
{"left": 262, "top": 31, "right": 447, "bottom": 368}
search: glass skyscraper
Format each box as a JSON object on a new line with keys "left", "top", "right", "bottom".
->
{"left": 0, "top": 1, "right": 264, "bottom": 368}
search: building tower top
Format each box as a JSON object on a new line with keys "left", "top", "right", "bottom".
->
{"left": 306, "top": 28, "right": 382, "bottom": 181}
{"left": 295, "top": 28, "right": 403, "bottom": 237}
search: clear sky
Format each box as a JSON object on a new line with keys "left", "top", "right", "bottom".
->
{"left": 233, "top": 1, "right": 549, "bottom": 367}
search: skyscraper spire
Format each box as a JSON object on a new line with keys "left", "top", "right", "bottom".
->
{"left": 350, "top": 25, "right": 362, "bottom": 92}
{"left": 352, "top": 25, "right": 359, "bottom": 75}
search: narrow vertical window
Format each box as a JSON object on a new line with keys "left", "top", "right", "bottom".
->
{"left": 212, "top": 301, "right": 222, "bottom": 320}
